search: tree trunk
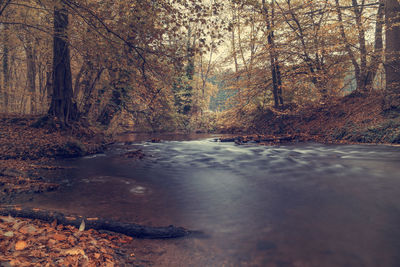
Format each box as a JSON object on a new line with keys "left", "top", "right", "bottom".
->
{"left": 25, "top": 40, "right": 37, "bottom": 114}
{"left": 263, "top": 0, "right": 283, "bottom": 109}
{"left": 384, "top": 0, "right": 400, "bottom": 110}
{"left": 364, "top": 0, "right": 384, "bottom": 90}
{"left": 82, "top": 68, "right": 104, "bottom": 116}
{"left": 2, "top": 24, "right": 9, "bottom": 113}
{"left": 335, "top": 0, "right": 362, "bottom": 91}
{"left": 351, "top": 0, "right": 369, "bottom": 92}
{"left": 48, "top": 2, "right": 78, "bottom": 126}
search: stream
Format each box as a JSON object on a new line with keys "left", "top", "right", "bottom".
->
{"left": 26, "top": 134, "right": 400, "bottom": 266}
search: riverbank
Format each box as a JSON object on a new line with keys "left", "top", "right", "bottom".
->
{"left": 0, "top": 116, "right": 138, "bottom": 266}
{"left": 0, "top": 116, "right": 107, "bottom": 202}
{"left": 220, "top": 92, "right": 400, "bottom": 145}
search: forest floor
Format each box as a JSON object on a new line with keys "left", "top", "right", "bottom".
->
{"left": 220, "top": 92, "right": 400, "bottom": 145}
{"left": 0, "top": 116, "right": 139, "bottom": 266}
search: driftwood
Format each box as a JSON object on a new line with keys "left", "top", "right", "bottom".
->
{"left": 0, "top": 206, "right": 193, "bottom": 239}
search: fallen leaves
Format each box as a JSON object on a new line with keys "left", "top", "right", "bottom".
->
{"left": 0, "top": 175, "right": 59, "bottom": 196}
{"left": 0, "top": 117, "right": 104, "bottom": 161}
{"left": 0, "top": 117, "right": 136, "bottom": 266}
{"left": 15, "top": 240, "right": 28, "bottom": 251}
{"left": 79, "top": 219, "right": 86, "bottom": 232}
{"left": 61, "top": 247, "right": 87, "bottom": 257}
{"left": 52, "top": 233, "right": 67, "bottom": 241}
{"left": 19, "top": 225, "right": 38, "bottom": 234}
{"left": 0, "top": 215, "right": 134, "bottom": 266}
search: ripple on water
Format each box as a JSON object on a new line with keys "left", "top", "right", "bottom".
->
{"left": 129, "top": 185, "right": 149, "bottom": 195}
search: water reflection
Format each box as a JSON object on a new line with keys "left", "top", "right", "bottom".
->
{"left": 26, "top": 136, "right": 400, "bottom": 266}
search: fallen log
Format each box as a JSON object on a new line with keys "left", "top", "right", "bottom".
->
{"left": 0, "top": 206, "right": 193, "bottom": 239}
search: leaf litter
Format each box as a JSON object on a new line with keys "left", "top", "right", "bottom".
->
{"left": 0, "top": 215, "right": 134, "bottom": 266}
{"left": 0, "top": 116, "right": 137, "bottom": 266}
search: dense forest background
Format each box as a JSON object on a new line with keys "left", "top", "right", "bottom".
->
{"left": 0, "top": 0, "right": 399, "bottom": 135}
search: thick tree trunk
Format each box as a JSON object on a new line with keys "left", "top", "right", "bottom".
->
{"left": 384, "top": 0, "right": 400, "bottom": 110}
{"left": 48, "top": 2, "right": 78, "bottom": 126}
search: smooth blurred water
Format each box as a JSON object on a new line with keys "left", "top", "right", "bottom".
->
{"left": 29, "top": 136, "right": 400, "bottom": 266}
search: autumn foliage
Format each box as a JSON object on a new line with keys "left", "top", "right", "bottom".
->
{"left": 0, "top": 0, "right": 399, "bottom": 133}
{"left": 0, "top": 215, "right": 134, "bottom": 266}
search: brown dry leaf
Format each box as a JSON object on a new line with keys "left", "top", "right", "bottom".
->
{"left": 0, "top": 215, "right": 16, "bottom": 223}
{"left": 3, "top": 231, "right": 14, "bottom": 237}
{"left": 9, "top": 259, "right": 22, "bottom": 266}
{"left": 62, "top": 247, "right": 86, "bottom": 256}
{"left": 79, "top": 220, "right": 85, "bottom": 232}
{"left": 104, "top": 259, "right": 115, "bottom": 267}
{"left": 108, "top": 243, "right": 118, "bottom": 249}
{"left": 12, "top": 221, "right": 24, "bottom": 231}
{"left": 19, "top": 225, "right": 37, "bottom": 235}
{"left": 67, "top": 235, "right": 77, "bottom": 245}
{"left": 30, "top": 249, "right": 46, "bottom": 258}
{"left": 118, "top": 237, "right": 131, "bottom": 244}
{"left": 15, "top": 240, "right": 28, "bottom": 251}
{"left": 53, "top": 233, "right": 67, "bottom": 241}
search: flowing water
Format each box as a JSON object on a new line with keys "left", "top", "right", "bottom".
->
{"left": 28, "top": 134, "right": 400, "bottom": 266}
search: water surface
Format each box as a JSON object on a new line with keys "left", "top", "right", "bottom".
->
{"left": 28, "top": 135, "right": 400, "bottom": 266}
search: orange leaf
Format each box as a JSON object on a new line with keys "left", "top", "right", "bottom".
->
{"left": 15, "top": 240, "right": 28, "bottom": 251}
{"left": 53, "top": 233, "right": 67, "bottom": 241}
